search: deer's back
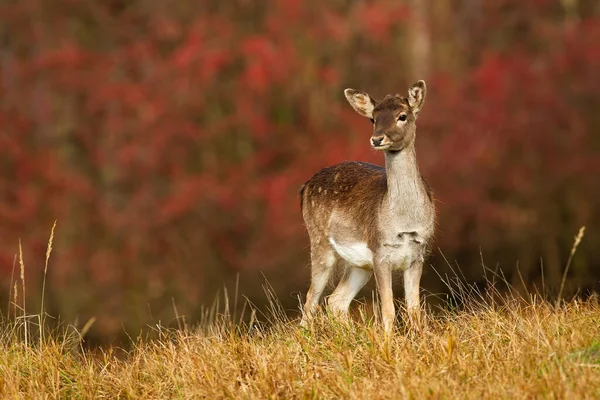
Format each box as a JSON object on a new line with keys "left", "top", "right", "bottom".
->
{"left": 299, "top": 161, "right": 387, "bottom": 245}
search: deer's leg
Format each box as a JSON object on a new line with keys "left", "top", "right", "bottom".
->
{"left": 404, "top": 261, "right": 422, "bottom": 312}
{"left": 301, "top": 245, "right": 336, "bottom": 326}
{"left": 404, "top": 261, "right": 423, "bottom": 326}
{"left": 374, "top": 262, "right": 395, "bottom": 333}
{"left": 328, "top": 265, "right": 372, "bottom": 317}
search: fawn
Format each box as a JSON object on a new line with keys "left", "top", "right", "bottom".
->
{"left": 299, "top": 80, "right": 435, "bottom": 332}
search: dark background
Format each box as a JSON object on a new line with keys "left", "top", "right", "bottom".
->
{"left": 1, "top": 0, "right": 598, "bottom": 345}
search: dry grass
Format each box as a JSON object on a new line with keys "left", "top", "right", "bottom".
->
{"left": 2, "top": 225, "right": 597, "bottom": 398}
{"left": 1, "top": 294, "right": 600, "bottom": 399}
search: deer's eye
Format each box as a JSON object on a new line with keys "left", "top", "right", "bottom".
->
{"left": 398, "top": 114, "right": 407, "bottom": 122}
{"left": 370, "top": 118, "right": 375, "bottom": 124}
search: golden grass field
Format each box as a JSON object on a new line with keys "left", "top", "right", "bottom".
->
{"left": 2, "top": 293, "right": 600, "bottom": 399}
{"left": 2, "top": 226, "right": 598, "bottom": 398}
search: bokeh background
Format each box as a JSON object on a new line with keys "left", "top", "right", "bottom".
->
{"left": 1, "top": 0, "right": 599, "bottom": 345}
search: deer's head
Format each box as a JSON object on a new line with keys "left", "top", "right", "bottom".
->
{"left": 344, "top": 80, "right": 426, "bottom": 152}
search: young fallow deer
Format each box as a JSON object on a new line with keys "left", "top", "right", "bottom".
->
{"left": 299, "top": 80, "right": 435, "bottom": 332}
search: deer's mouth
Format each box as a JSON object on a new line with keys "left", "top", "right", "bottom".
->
{"left": 371, "top": 142, "right": 391, "bottom": 150}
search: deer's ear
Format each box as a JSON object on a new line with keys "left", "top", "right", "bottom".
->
{"left": 344, "top": 89, "right": 376, "bottom": 118}
{"left": 408, "top": 80, "right": 426, "bottom": 114}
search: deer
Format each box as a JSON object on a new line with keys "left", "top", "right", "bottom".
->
{"left": 299, "top": 80, "right": 435, "bottom": 332}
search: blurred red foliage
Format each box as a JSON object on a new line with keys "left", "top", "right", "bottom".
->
{"left": 0, "top": 0, "right": 598, "bottom": 343}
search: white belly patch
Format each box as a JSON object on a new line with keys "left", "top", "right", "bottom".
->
{"left": 329, "top": 238, "right": 374, "bottom": 267}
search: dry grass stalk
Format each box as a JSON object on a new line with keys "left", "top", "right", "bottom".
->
{"left": 40, "top": 220, "right": 57, "bottom": 343}
{"left": 557, "top": 226, "right": 586, "bottom": 306}
{"left": 18, "top": 239, "right": 27, "bottom": 348}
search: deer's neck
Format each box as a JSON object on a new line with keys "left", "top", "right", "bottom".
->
{"left": 384, "top": 145, "right": 426, "bottom": 209}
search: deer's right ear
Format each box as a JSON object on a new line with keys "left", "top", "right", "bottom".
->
{"left": 344, "top": 89, "right": 376, "bottom": 119}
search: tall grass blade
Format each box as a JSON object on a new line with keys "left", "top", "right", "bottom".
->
{"left": 557, "top": 226, "right": 586, "bottom": 306}
{"left": 18, "top": 239, "right": 27, "bottom": 347}
{"left": 40, "top": 220, "right": 57, "bottom": 344}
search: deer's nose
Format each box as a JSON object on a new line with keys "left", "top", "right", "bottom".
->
{"left": 371, "top": 137, "right": 384, "bottom": 147}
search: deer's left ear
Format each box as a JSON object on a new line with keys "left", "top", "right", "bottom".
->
{"left": 408, "top": 80, "right": 426, "bottom": 114}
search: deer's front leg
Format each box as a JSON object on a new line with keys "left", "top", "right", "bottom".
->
{"left": 404, "top": 260, "right": 423, "bottom": 328}
{"left": 404, "top": 260, "right": 422, "bottom": 312}
{"left": 374, "top": 262, "right": 395, "bottom": 333}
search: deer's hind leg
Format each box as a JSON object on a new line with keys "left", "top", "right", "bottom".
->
{"left": 328, "top": 264, "right": 372, "bottom": 318}
{"left": 301, "top": 240, "right": 337, "bottom": 326}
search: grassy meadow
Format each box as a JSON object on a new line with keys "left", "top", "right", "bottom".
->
{"left": 2, "top": 227, "right": 599, "bottom": 398}
{"left": 1, "top": 291, "right": 600, "bottom": 399}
